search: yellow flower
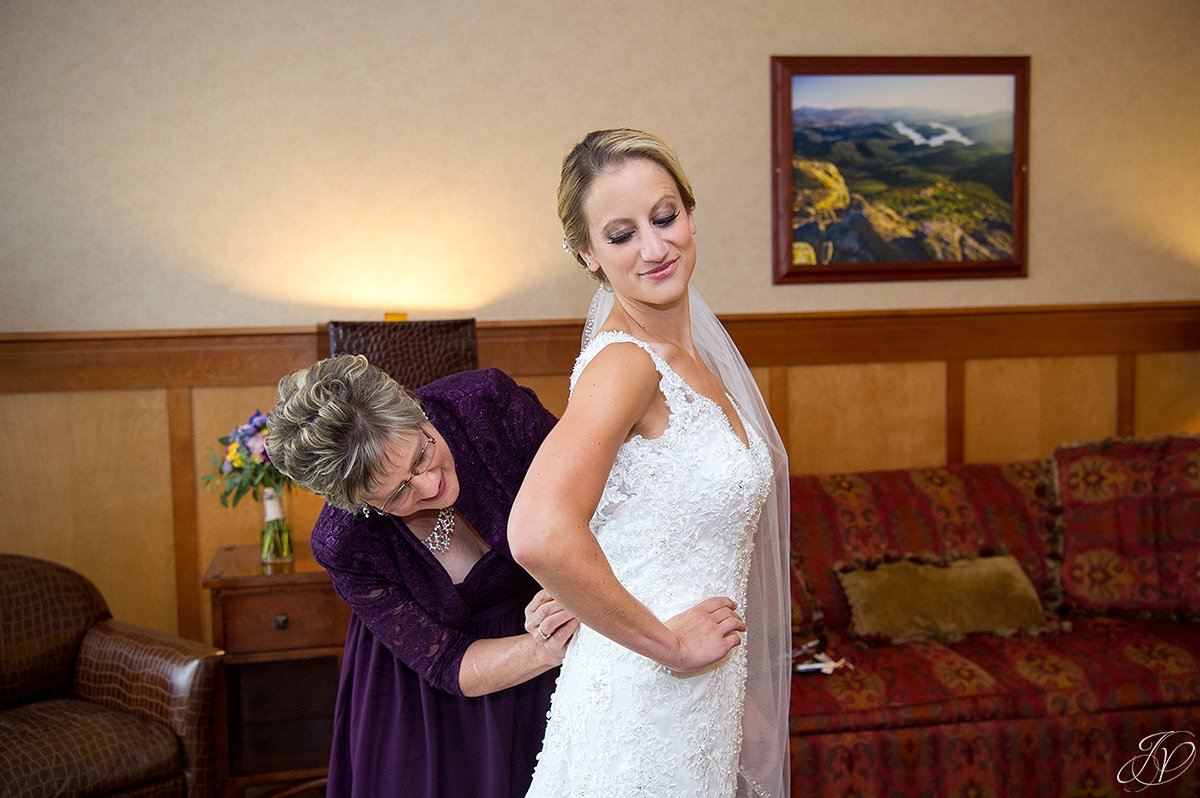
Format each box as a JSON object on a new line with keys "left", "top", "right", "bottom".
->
{"left": 225, "top": 442, "right": 244, "bottom": 469}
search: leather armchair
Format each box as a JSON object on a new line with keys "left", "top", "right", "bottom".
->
{"left": 0, "top": 554, "right": 224, "bottom": 797}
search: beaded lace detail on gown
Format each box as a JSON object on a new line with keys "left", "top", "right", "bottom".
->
{"left": 525, "top": 332, "right": 773, "bottom": 798}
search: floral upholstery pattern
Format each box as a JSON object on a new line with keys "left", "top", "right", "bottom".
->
{"left": 790, "top": 632, "right": 1012, "bottom": 736}
{"left": 1054, "top": 435, "right": 1200, "bottom": 615}
{"left": 1159, "top": 436, "right": 1200, "bottom": 615}
{"left": 952, "top": 617, "right": 1200, "bottom": 717}
{"left": 791, "top": 707, "right": 1200, "bottom": 798}
{"left": 790, "top": 461, "right": 1055, "bottom": 637}
{"left": 787, "top": 441, "right": 1200, "bottom": 797}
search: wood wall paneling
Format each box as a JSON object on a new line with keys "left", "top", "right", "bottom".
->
{"left": 476, "top": 321, "right": 582, "bottom": 378}
{"left": 962, "top": 356, "right": 1119, "bottom": 464}
{"left": 785, "top": 361, "right": 947, "bottom": 474}
{"left": 167, "top": 387, "right": 201, "bottom": 638}
{"left": 2, "top": 303, "right": 1198, "bottom": 643}
{"left": 0, "top": 389, "right": 177, "bottom": 633}
{"left": 765, "top": 367, "right": 790, "bottom": 451}
{"left": 1135, "top": 351, "right": 1200, "bottom": 435}
{"left": 511, "top": 374, "right": 570, "bottom": 419}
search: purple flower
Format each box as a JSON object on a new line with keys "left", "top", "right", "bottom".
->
{"left": 206, "top": 408, "right": 290, "bottom": 507}
{"left": 247, "top": 433, "right": 266, "bottom": 452}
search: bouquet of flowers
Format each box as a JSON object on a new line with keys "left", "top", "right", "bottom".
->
{"left": 204, "top": 410, "right": 291, "bottom": 506}
{"left": 204, "top": 410, "right": 294, "bottom": 563}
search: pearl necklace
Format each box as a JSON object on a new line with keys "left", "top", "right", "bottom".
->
{"left": 422, "top": 506, "right": 455, "bottom": 555}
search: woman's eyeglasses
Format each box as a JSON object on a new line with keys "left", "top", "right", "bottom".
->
{"left": 363, "top": 426, "right": 436, "bottom": 517}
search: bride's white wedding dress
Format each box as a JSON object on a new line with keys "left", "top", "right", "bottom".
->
{"left": 525, "top": 331, "right": 773, "bottom": 798}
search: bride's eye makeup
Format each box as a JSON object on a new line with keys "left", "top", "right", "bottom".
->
{"left": 605, "top": 210, "right": 680, "bottom": 245}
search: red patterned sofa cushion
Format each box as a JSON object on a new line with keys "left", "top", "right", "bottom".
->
{"left": 789, "top": 461, "right": 1055, "bottom": 636}
{"left": 792, "top": 618, "right": 1200, "bottom": 739}
{"left": 1054, "top": 435, "right": 1200, "bottom": 615}
{"left": 1159, "top": 436, "right": 1200, "bottom": 615}
{"left": 948, "top": 616, "right": 1200, "bottom": 717}
{"left": 789, "top": 631, "right": 1013, "bottom": 735}
{"left": 790, "top": 707, "right": 1200, "bottom": 798}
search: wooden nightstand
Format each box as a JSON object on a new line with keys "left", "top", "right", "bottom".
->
{"left": 203, "top": 542, "right": 351, "bottom": 798}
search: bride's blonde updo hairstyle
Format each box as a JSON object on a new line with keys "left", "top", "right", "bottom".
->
{"left": 267, "top": 354, "right": 426, "bottom": 512}
{"left": 557, "top": 128, "right": 696, "bottom": 282}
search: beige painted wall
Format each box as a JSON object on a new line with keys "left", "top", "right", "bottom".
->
{"left": 1, "top": 0, "right": 1198, "bottom": 334}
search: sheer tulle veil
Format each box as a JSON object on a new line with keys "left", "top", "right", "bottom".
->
{"left": 582, "top": 285, "right": 792, "bottom": 797}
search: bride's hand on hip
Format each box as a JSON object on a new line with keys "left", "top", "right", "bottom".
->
{"left": 662, "top": 596, "right": 745, "bottom": 673}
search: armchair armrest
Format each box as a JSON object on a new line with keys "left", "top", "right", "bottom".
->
{"left": 74, "top": 618, "right": 224, "bottom": 798}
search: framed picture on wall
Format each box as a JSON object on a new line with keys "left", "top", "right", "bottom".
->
{"left": 770, "top": 55, "right": 1029, "bottom": 284}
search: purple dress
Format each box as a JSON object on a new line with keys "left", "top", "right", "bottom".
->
{"left": 309, "top": 369, "right": 558, "bottom": 798}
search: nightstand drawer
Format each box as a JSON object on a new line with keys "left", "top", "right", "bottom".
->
{"left": 220, "top": 588, "right": 348, "bottom": 653}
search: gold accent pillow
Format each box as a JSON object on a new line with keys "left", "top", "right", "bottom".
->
{"left": 837, "top": 555, "right": 1047, "bottom": 644}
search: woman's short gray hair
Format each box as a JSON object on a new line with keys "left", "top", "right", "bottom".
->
{"left": 266, "top": 354, "right": 425, "bottom": 511}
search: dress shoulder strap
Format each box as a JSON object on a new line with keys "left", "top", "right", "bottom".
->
{"left": 569, "top": 330, "right": 674, "bottom": 397}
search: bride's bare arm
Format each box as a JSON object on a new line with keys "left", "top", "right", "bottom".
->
{"left": 509, "top": 344, "right": 744, "bottom": 672}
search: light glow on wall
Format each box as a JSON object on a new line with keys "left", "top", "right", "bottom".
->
{"left": 163, "top": 182, "right": 542, "bottom": 319}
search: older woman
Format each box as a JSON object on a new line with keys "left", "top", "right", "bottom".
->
{"left": 267, "top": 355, "right": 577, "bottom": 798}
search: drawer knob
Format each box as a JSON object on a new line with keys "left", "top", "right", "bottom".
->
{"left": 274, "top": 614, "right": 289, "bottom": 630}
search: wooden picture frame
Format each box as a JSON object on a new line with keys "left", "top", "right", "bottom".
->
{"left": 771, "top": 56, "right": 1029, "bottom": 283}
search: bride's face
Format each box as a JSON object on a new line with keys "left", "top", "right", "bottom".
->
{"left": 577, "top": 158, "right": 697, "bottom": 309}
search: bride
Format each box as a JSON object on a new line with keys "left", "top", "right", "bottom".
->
{"left": 509, "top": 129, "right": 790, "bottom": 797}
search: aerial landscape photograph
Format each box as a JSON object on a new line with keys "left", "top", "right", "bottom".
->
{"left": 784, "top": 71, "right": 1020, "bottom": 273}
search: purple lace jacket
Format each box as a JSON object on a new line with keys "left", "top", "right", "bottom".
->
{"left": 309, "top": 368, "right": 557, "bottom": 694}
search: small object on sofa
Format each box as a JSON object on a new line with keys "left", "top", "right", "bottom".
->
{"left": 795, "top": 651, "right": 851, "bottom": 675}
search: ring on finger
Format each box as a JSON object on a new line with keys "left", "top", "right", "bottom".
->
{"left": 538, "top": 629, "right": 551, "bottom": 641}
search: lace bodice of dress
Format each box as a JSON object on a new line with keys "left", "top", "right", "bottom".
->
{"left": 525, "top": 332, "right": 772, "bottom": 796}
{"left": 570, "top": 331, "right": 773, "bottom": 618}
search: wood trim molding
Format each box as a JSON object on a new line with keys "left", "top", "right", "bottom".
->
{"left": 4, "top": 302, "right": 1198, "bottom": 393}
{"left": 0, "top": 328, "right": 321, "bottom": 393}
{"left": 720, "top": 302, "right": 1200, "bottom": 366}
{"left": 476, "top": 319, "right": 585, "bottom": 377}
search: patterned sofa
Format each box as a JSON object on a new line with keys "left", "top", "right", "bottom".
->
{"left": 0, "top": 554, "right": 225, "bottom": 797}
{"left": 787, "top": 435, "right": 1200, "bottom": 797}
